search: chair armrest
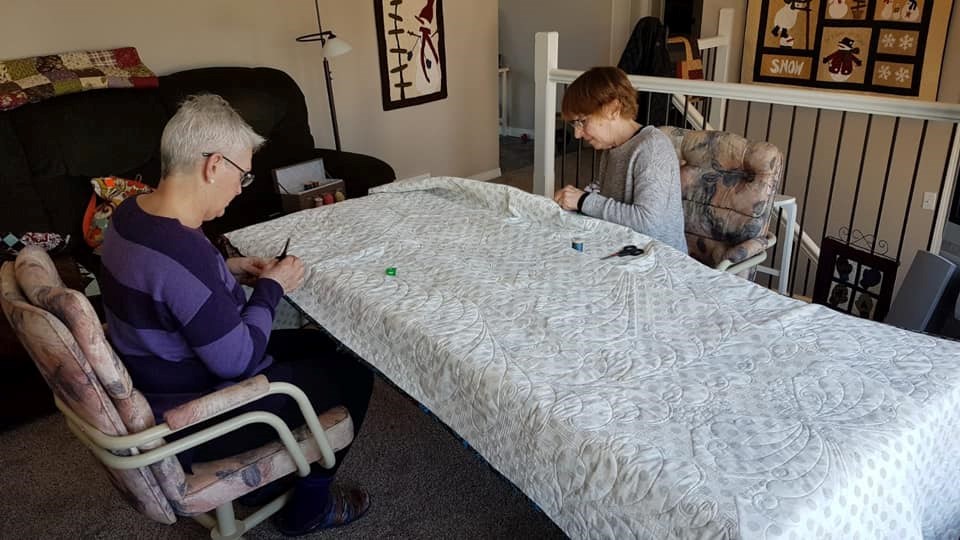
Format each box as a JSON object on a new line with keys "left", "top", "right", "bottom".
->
{"left": 716, "top": 232, "right": 777, "bottom": 271}
{"left": 59, "top": 375, "right": 340, "bottom": 473}
{"left": 309, "top": 148, "right": 396, "bottom": 199}
{"left": 163, "top": 375, "right": 270, "bottom": 431}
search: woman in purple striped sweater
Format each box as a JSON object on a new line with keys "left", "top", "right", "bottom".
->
{"left": 100, "top": 94, "right": 373, "bottom": 536}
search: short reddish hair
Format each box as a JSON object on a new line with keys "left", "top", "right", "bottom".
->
{"left": 561, "top": 66, "right": 638, "bottom": 121}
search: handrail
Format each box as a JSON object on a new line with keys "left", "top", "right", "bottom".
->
{"left": 546, "top": 68, "right": 960, "bottom": 123}
{"left": 535, "top": 28, "right": 960, "bottom": 296}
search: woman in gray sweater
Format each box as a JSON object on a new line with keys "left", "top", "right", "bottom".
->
{"left": 553, "top": 67, "right": 688, "bottom": 254}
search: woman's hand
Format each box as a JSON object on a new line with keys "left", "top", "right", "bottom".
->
{"left": 226, "top": 257, "right": 269, "bottom": 286}
{"left": 260, "top": 256, "right": 306, "bottom": 294}
{"left": 553, "top": 185, "right": 586, "bottom": 211}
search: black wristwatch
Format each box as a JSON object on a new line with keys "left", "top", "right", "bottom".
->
{"left": 576, "top": 191, "right": 590, "bottom": 213}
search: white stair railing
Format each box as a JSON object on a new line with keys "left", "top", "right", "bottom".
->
{"left": 535, "top": 30, "right": 960, "bottom": 298}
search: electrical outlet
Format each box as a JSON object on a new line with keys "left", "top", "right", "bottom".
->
{"left": 923, "top": 192, "right": 937, "bottom": 210}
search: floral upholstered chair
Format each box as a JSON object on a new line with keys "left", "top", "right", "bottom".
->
{"left": 659, "top": 127, "right": 784, "bottom": 274}
{"left": 0, "top": 246, "right": 355, "bottom": 539}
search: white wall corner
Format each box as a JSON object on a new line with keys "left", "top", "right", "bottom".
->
{"left": 468, "top": 168, "right": 503, "bottom": 182}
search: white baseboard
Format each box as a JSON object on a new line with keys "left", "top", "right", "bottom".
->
{"left": 468, "top": 168, "right": 502, "bottom": 182}
{"left": 502, "top": 127, "right": 535, "bottom": 139}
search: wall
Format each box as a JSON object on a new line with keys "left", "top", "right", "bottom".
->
{"left": 0, "top": 0, "right": 499, "bottom": 181}
{"left": 701, "top": 0, "right": 746, "bottom": 82}
{"left": 499, "top": 0, "right": 623, "bottom": 135}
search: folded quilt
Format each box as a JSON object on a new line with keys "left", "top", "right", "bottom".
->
{"left": 0, "top": 47, "right": 158, "bottom": 112}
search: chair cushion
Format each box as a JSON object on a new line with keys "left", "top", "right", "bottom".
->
{"left": 176, "top": 406, "right": 354, "bottom": 515}
{"left": 0, "top": 260, "right": 176, "bottom": 525}
{"left": 659, "top": 127, "right": 782, "bottom": 267}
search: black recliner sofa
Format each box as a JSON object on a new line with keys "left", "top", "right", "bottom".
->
{"left": 0, "top": 66, "right": 396, "bottom": 428}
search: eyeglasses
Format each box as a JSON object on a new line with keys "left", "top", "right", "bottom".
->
{"left": 569, "top": 117, "right": 589, "bottom": 131}
{"left": 202, "top": 152, "right": 255, "bottom": 188}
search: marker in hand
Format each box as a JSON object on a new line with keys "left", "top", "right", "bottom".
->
{"left": 276, "top": 237, "right": 290, "bottom": 261}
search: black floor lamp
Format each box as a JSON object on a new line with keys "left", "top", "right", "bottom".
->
{"left": 296, "top": 0, "right": 352, "bottom": 152}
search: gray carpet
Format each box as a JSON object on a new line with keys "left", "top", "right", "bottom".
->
{"left": 0, "top": 378, "right": 567, "bottom": 539}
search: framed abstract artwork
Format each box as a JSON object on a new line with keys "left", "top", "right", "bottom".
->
{"left": 373, "top": 0, "right": 447, "bottom": 111}
{"left": 741, "top": 0, "right": 953, "bottom": 99}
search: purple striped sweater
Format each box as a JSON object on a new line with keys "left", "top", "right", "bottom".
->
{"left": 101, "top": 197, "right": 282, "bottom": 418}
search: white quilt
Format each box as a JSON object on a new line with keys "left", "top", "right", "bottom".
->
{"left": 227, "top": 177, "right": 960, "bottom": 539}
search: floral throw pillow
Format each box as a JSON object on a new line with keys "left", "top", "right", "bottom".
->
{"left": 82, "top": 176, "right": 153, "bottom": 252}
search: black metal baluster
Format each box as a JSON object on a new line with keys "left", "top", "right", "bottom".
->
{"left": 664, "top": 92, "right": 670, "bottom": 126}
{"left": 560, "top": 119, "right": 567, "bottom": 189}
{"left": 591, "top": 148, "right": 597, "bottom": 184}
{"left": 896, "top": 121, "right": 929, "bottom": 261}
{"left": 722, "top": 98, "right": 731, "bottom": 131}
{"left": 576, "top": 138, "right": 583, "bottom": 188}
{"left": 846, "top": 115, "right": 874, "bottom": 245}
{"left": 645, "top": 92, "right": 653, "bottom": 126}
{"left": 743, "top": 101, "right": 753, "bottom": 137}
{"left": 822, "top": 112, "right": 848, "bottom": 241}
{"left": 871, "top": 117, "right": 900, "bottom": 254}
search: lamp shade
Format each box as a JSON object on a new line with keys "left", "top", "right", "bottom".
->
{"left": 322, "top": 36, "right": 352, "bottom": 58}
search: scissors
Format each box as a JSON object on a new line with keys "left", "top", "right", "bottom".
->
{"left": 601, "top": 244, "right": 646, "bottom": 259}
{"left": 275, "top": 237, "right": 290, "bottom": 261}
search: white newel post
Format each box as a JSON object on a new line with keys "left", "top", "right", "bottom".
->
{"left": 534, "top": 32, "right": 558, "bottom": 199}
{"left": 710, "top": 8, "right": 734, "bottom": 130}
{"left": 930, "top": 130, "right": 960, "bottom": 254}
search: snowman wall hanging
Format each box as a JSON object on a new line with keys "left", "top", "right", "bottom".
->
{"left": 742, "top": 0, "right": 953, "bottom": 100}
{"left": 822, "top": 36, "right": 862, "bottom": 81}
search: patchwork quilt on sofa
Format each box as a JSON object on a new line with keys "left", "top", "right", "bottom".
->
{"left": 0, "top": 47, "right": 157, "bottom": 112}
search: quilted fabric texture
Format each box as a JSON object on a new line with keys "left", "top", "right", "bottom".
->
{"left": 82, "top": 176, "right": 153, "bottom": 250}
{"left": 658, "top": 127, "right": 783, "bottom": 268}
{"left": 0, "top": 47, "right": 158, "bottom": 112}
{"left": 227, "top": 177, "right": 960, "bottom": 539}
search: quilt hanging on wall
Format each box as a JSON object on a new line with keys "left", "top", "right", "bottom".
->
{"left": 741, "top": 0, "right": 953, "bottom": 99}
{"left": 374, "top": 0, "right": 447, "bottom": 111}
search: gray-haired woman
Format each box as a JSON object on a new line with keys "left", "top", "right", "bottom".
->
{"left": 100, "top": 94, "right": 373, "bottom": 535}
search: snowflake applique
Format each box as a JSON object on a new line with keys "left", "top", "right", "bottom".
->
{"left": 877, "top": 65, "right": 892, "bottom": 80}
{"left": 899, "top": 35, "right": 915, "bottom": 50}
{"left": 881, "top": 33, "right": 896, "bottom": 48}
{"left": 895, "top": 67, "right": 911, "bottom": 83}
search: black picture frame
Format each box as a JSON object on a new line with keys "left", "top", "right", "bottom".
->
{"left": 373, "top": 0, "right": 448, "bottom": 111}
{"left": 812, "top": 236, "right": 899, "bottom": 321}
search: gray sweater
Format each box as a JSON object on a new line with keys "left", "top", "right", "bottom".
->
{"left": 580, "top": 125, "right": 688, "bottom": 254}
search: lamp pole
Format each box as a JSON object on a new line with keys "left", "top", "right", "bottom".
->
{"left": 309, "top": 0, "right": 342, "bottom": 151}
{"left": 321, "top": 57, "right": 342, "bottom": 152}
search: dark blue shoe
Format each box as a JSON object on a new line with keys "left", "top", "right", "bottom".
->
{"left": 277, "top": 485, "right": 371, "bottom": 536}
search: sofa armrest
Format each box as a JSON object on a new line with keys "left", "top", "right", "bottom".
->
{"left": 716, "top": 232, "right": 777, "bottom": 271}
{"left": 309, "top": 148, "right": 396, "bottom": 199}
{"left": 163, "top": 374, "right": 270, "bottom": 431}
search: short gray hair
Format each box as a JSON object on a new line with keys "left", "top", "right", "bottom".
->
{"left": 160, "top": 94, "right": 266, "bottom": 178}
